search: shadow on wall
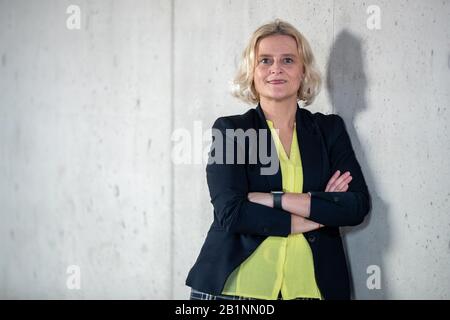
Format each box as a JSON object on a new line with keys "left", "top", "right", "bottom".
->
{"left": 326, "top": 30, "right": 391, "bottom": 299}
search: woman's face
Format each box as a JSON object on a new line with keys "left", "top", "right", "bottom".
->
{"left": 253, "top": 34, "right": 304, "bottom": 104}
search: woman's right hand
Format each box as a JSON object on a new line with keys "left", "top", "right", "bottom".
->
{"left": 325, "top": 170, "right": 352, "bottom": 192}
{"left": 291, "top": 214, "right": 323, "bottom": 234}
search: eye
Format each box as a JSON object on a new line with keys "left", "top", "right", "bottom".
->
{"left": 284, "top": 57, "right": 294, "bottom": 64}
{"left": 259, "top": 58, "right": 272, "bottom": 64}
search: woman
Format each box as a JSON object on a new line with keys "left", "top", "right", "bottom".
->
{"left": 185, "top": 19, "right": 371, "bottom": 300}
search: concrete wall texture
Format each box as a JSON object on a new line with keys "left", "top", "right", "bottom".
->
{"left": 0, "top": 0, "right": 449, "bottom": 299}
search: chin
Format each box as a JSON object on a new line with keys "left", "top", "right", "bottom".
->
{"left": 264, "top": 93, "right": 296, "bottom": 102}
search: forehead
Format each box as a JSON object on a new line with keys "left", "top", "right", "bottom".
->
{"left": 256, "top": 34, "right": 299, "bottom": 56}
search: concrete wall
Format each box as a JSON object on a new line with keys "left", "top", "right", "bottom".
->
{"left": 0, "top": 0, "right": 449, "bottom": 299}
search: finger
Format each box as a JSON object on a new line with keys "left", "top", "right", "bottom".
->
{"left": 325, "top": 171, "right": 340, "bottom": 192}
{"left": 329, "top": 171, "right": 350, "bottom": 191}
{"left": 335, "top": 175, "right": 351, "bottom": 190}
{"left": 325, "top": 170, "right": 341, "bottom": 192}
{"left": 335, "top": 171, "right": 351, "bottom": 185}
{"left": 300, "top": 221, "right": 320, "bottom": 233}
{"left": 335, "top": 175, "right": 352, "bottom": 191}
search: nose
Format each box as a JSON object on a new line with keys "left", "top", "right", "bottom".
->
{"left": 270, "top": 60, "right": 283, "bottom": 74}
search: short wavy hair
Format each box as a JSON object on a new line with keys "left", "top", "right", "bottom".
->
{"left": 231, "top": 19, "right": 322, "bottom": 106}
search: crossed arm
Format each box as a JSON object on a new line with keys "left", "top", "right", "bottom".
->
{"left": 247, "top": 170, "right": 353, "bottom": 234}
{"left": 207, "top": 116, "right": 370, "bottom": 237}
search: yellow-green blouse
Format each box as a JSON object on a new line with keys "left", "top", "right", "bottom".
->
{"left": 221, "top": 119, "right": 322, "bottom": 300}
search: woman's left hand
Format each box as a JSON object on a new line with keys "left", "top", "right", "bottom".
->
{"left": 247, "top": 192, "right": 273, "bottom": 207}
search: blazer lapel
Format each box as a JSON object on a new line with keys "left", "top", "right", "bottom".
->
{"left": 297, "top": 108, "right": 324, "bottom": 193}
{"left": 255, "top": 103, "right": 282, "bottom": 191}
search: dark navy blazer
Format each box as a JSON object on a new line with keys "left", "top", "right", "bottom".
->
{"left": 185, "top": 103, "right": 371, "bottom": 300}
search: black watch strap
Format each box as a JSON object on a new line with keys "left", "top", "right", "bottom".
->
{"left": 271, "top": 191, "right": 284, "bottom": 210}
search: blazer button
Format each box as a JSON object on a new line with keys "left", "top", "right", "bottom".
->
{"left": 263, "top": 227, "right": 269, "bottom": 233}
{"left": 308, "top": 236, "right": 316, "bottom": 243}
{"left": 333, "top": 196, "right": 339, "bottom": 202}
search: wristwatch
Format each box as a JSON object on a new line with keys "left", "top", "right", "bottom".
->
{"left": 271, "top": 191, "right": 284, "bottom": 210}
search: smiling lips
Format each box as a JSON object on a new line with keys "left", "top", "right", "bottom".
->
{"left": 267, "top": 79, "right": 287, "bottom": 84}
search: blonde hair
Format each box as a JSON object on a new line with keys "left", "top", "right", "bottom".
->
{"left": 231, "top": 19, "right": 322, "bottom": 106}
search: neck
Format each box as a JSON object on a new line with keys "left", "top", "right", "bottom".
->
{"left": 260, "top": 98, "right": 298, "bottom": 129}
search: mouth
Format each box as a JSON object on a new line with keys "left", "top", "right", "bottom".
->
{"left": 267, "top": 80, "right": 287, "bottom": 85}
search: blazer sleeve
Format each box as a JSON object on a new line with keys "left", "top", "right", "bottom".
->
{"left": 308, "top": 115, "right": 371, "bottom": 227}
{"left": 206, "top": 117, "right": 291, "bottom": 237}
